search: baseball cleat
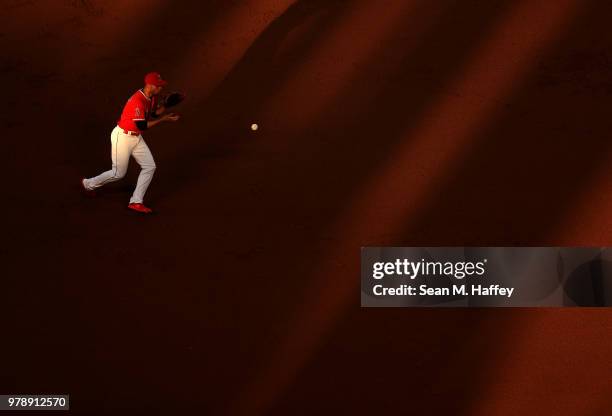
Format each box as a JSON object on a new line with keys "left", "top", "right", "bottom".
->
{"left": 80, "top": 178, "right": 96, "bottom": 197}
{"left": 127, "top": 203, "right": 153, "bottom": 214}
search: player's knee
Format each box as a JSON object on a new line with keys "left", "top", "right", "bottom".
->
{"left": 115, "top": 168, "right": 128, "bottom": 179}
{"left": 144, "top": 163, "right": 156, "bottom": 173}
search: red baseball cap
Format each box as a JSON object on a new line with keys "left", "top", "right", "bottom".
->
{"left": 144, "top": 71, "right": 167, "bottom": 87}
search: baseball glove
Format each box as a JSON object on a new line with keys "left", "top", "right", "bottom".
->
{"left": 162, "top": 91, "right": 186, "bottom": 108}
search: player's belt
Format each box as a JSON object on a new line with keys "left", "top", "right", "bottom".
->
{"left": 122, "top": 129, "right": 140, "bottom": 136}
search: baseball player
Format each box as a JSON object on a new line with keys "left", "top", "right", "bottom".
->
{"left": 81, "top": 71, "right": 180, "bottom": 214}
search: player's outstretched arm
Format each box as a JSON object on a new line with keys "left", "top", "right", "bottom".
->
{"left": 135, "top": 113, "right": 180, "bottom": 131}
{"left": 148, "top": 112, "right": 180, "bottom": 128}
{"left": 155, "top": 103, "right": 166, "bottom": 116}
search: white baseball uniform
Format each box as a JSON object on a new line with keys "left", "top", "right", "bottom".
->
{"left": 83, "top": 89, "right": 157, "bottom": 204}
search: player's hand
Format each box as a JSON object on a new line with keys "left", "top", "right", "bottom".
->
{"left": 164, "top": 113, "right": 180, "bottom": 122}
{"left": 156, "top": 104, "right": 166, "bottom": 115}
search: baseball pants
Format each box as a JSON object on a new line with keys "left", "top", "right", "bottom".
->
{"left": 84, "top": 126, "right": 156, "bottom": 204}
